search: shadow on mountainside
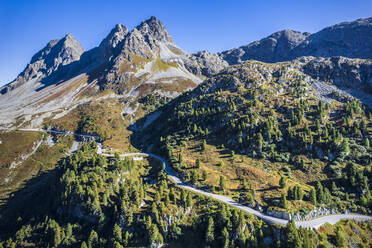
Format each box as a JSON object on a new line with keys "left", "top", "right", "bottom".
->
{"left": 0, "top": 165, "right": 62, "bottom": 238}
{"left": 35, "top": 48, "right": 110, "bottom": 92}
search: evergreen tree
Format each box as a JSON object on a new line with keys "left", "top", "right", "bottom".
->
{"left": 335, "top": 226, "right": 346, "bottom": 248}
{"left": 202, "top": 170, "right": 207, "bottom": 181}
{"left": 310, "top": 188, "right": 317, "bottom": 205}
{"left": 279, "top": 176, "right": 287, "bottom": 189}
{"left": 316, "top": 182, "right": 325, "bottom": 204}
{"left": 219, "top": 176, "right": 226, "bottom": 191}
{"left": 286, "top": 220, "right": 302, "bottom": 248}
{"left": 196, "top": 158, "right": 201, "bottom": 168}
{"left": 281, "top": 194, "right": 288, "bottom": 209}
{"left": 113, "top": 224, "right": 122, "bottom": 243}
{"left": 205, "top": 217, "right": 215, "bottom": 245}
{"left": 222, "top": 227, "right": 229, "bottom": 248}
{"left": 257, "top": 133, "right": 263, "bottom": 152}
{"left": 364, "top": 137, "right": 370, "bottom": 149}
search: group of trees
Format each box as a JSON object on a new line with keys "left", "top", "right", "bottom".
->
{"left": 149, "top": 82, "right": 371, "bottom": 213}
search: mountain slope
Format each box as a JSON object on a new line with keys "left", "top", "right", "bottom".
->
{"left": 221, "top": 30, "right": 310, "bottom": 64}
{"left": 1, "top": 34, "right": 84, "bottom": 94}
{"left": 0, "top": 17, "right": 227, "bottom": 128}
{"left": 220, "top": 17, "right": 372, "bottom": 64}
{"left": 134, "top": 57, "right": 372, "bottom": 215}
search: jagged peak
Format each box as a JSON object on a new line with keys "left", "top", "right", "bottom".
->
{"left": 31, "top": 34, "right": 84, "bottom": 63}
{"left": 136, "top": 16, "right": 174, "bottom": 44}
{"left": 99, "top": 23, "right": 128, "bottom": 50}
{"left": 64, "top": 33, "right": 75, "bottom": 40}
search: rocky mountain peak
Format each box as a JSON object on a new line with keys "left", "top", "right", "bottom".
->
{"left": 291, "top": 17, "right": 372, "bottom": 59}
{"left": 20, "top": 34, "right": 84, "bottom": 82}
{"left": 30, "top": 33, "right": 84, "bottom": 65}
{"left": 136, "top": 16, "right": 174, "bottom": 44}
{"left": 99, "top": 24, "right": 128, "bottom": 51}
{"left": 270, "top": 29, "right": 310, "bottom": 45}
{"left": 221, "top": 17, "right": 372, "bottom": 64}
{"left": 220, "top": 29, "right": 310, "bottom": 64}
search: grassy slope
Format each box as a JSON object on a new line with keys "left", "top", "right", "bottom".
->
{"left": 0, "top": 131, "right": 73, "bottom": 202}
{"left": 135, "top": 61, "right": 372, "bottom": 213}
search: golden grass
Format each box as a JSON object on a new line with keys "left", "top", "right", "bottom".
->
{"left": 49, "top": 98, "right": 135, "bottom": 153}
{"left": 0, "top": 132, "right": 73, "bottom": 202}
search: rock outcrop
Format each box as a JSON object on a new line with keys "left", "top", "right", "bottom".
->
{"left": 1, "top": 34, "right": 84, "bottom": 94}
{"left": 220, "top": 17, "right": 372, "bottom": 64}
{"left": 221, "top": 30, "right": 309, "bottom": 64}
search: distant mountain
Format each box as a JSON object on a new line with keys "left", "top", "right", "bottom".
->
{"left": 221, "top": 30, "right": 310, "bottom": 64}
{"left": 220, "top": 17, "right": 372, "bottom": 64}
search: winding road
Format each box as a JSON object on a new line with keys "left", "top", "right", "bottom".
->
{"left": 3, "top": 128, "right": 372, "bottom": 228}
{"left": 118, "top": 152, "right": 372, "bottom": 229}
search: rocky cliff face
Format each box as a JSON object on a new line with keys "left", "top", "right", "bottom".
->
{"left": 292, "top": 18, "right": 372, "bottom": 60}
{"left": 220, "top": 17, "right": 372, "bottom": 64}
{"left": 97, "top": 16, "right": 227, "bottom": 95}
{"left": 221, "top": 30, "right": 309, "bottom": 64}
{"left": 299, "top": 56, "right": 372, "bottom": 91}
{"left": 1, "top": 34, "right": 84, "bottom": 94}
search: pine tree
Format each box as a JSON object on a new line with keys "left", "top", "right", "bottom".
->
{"left": 341, "top": 138, "right": 350, "bottom": 155}
{"left": 196, "top": 158, "right": 201, "bottom": 168}
{"left": 113, "top": 224, "right": 122, "bottom": 242}
{"left": 222, "top": 227, "right": 229, "bottom": 248}
{"left": 279, "top": 176, "right": 287, "bottom": 189}
{"left": 218, "top": 160, "right": 224, "bottom": 167}
{"left": 113, "top": 241, "right": 123, "bottom": 248}
{"left": 257, "top": 133, "right": 263, "bottom": 152}
{"left": 81, "top": 241, "right": 88, "bottom": 248}
{"left": 335, "top": 226, "right": 346, "bottom": 248}
{"left": 202, "top": 170, "right": 207, "bottom": 181}
{"left": 281, "top": 194, "right": 288, "bottom": 209}
{"left": 219, "top": 176, "right": 226, "bottom": 191}
{"left": 123, "top": 231, "right": 130, "bottom": 247}
{"left": 186, "top": 193, "right": 193, "bottom": 207}
{"left": 316, "top": 181, "right": 324, "bottom": 204}
{"left": 202, "top": 139, "right": 207, "bottom": 151}
{"left": 364, "top": 137, "right": 370, "bottom": 149}
{"left": 310, "top": 188, "right": 317, "bottom": 205}
{"left": 286, "top": 220, "right": 302, "bottom": 248}
{"left": 205, "top": 217, "right": 215, "bottom": 245}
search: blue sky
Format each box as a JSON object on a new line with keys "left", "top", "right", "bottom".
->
{"left": 0, "top": 0, "right": 371, "bottom": 85}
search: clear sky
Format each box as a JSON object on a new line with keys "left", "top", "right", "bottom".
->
{"left": 0, "top": 0, "right": 371, "bottom": 85}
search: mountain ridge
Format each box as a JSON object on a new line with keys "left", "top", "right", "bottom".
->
{"left": 220, "top": 17, "right": 372, "bottom": 64}
{"left": 1, "top": 17, "right": 372, "bottom": 128}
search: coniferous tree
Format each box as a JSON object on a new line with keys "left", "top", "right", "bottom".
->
{"left": 205, "top": 217, "right": 215, "bottom": 246}
{"left": 335, "top": 226, "right": 346, "bottom": 248}
{"left": 310, "top": 188, "right": 317, "bottom": 205}
{"left": 222, "top": 227, "right": 229, "bottom": 248}
{"left": 279, "top": 176, "right": 287, "bottom": 189}
{"left": 281, "top": 194, "right": 288, "bottom": 209}
{"left": 286, "top": 220, "right": 302, "bottom": 248}
{"left": 219, "top": 176, "right": 226, "bottom": 191}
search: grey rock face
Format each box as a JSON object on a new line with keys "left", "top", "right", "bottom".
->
{"left": 185, "top": 51, "right": 229, "bottom": 77}
{"left": 298, "top": 56, "right": 372, "bottom": 91}
{"left": 292, "top": 18, "right": 372, "bottom": 59}
{"left": 100, "top": 17, "right": 227, "bottom": 93}
{"left": 98, "top": 24, "right": 128, "bottom": 56}
{"left": 137, "top": 16, "right": 174, "bottom": 45}
{"left": 1, "top": 34, "right": 84, "bottom": 93}
{"left": 221, "top": 30, "right": 309, "bottom": 64}
{"left": 220, "top": 17, "right": 372, "bottom": 64}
